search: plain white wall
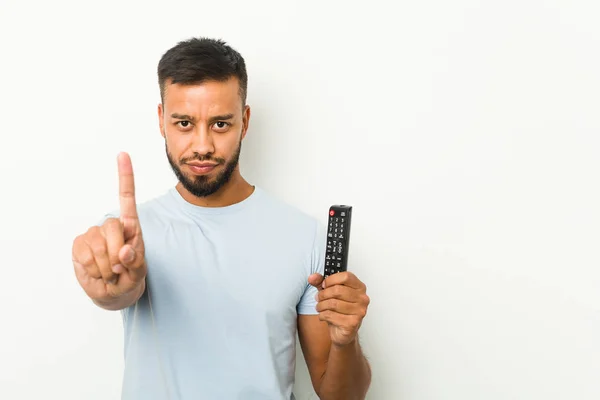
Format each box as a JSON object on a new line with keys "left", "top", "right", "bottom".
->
{"left": 1, "top": 0, "right": 599, "bottom": 399}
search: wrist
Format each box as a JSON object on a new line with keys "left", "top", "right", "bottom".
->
{"left": 331, "top": 336, "right": 358, "bottom": 351}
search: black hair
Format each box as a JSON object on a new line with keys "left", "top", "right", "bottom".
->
{"left": 157, "top": 37, "right": 248, "bottom": 106}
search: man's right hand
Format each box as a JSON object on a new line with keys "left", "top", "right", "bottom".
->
{"left": 72, "top": 152, "right": 147, "bottom": 309}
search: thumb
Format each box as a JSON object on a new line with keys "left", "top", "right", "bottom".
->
{"left": 118, "top": 244, "right": 137, "bottom": 267}
{"left": 308, "top": 273, "right": 325, "bottom": 290}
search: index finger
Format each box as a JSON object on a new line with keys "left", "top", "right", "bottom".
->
{"left": 323, "top": 271, "right": 365, "bottom": 290}
{"left": 117, "top": 152, "right": 138, "bottom": 220}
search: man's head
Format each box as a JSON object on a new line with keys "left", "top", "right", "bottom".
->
{"left": 157, "top": 37, "right": 250, "bottom": 198}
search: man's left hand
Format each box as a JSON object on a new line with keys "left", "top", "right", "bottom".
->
{"left": 309, "top": 271, "right": 370, "bottom": 347}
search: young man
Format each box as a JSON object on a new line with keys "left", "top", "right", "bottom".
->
{"left": 72, "top": 37, "right": 371, "bottom": 399}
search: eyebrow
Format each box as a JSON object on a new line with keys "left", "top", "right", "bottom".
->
{"left": 170, "top": 113, "right": 235, "bottom": 123}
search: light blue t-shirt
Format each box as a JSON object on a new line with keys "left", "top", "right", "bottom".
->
{"left": 101, "top": 186, "right": 326, "bottom": 399}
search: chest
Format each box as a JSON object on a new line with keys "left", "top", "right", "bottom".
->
{"left": 141, "top": 220, "right": 310, "bottom": 324}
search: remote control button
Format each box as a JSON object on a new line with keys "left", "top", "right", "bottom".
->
{"left": 330, "top": 210, "right": 335, "bottom": 216}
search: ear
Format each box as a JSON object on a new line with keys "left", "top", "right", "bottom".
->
{"left": 158, "top": 103, "right": 166, "bottom": 138}
{"left": 241, "top": 104, "right": 251, "bottom": 140}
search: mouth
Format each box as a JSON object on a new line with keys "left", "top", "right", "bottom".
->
{"left": 186, "top": 162, "right": 218, "bottom": 175}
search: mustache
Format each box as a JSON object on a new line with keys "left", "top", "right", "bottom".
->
{"left": 180, "top": 154, "right": 226, "bottom": 165}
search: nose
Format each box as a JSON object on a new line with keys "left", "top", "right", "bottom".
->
{"left": 190, "top": 125, "right": 215, "bottom": 157}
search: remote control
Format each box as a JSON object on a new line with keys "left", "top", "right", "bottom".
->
{"left": 324, "top": 205, "right": 352, "bottom": 278}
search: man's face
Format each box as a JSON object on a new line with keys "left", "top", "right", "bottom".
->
{"left": 158, "top": 77, "right": 249, "bottom": 197}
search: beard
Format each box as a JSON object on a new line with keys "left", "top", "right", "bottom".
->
{"left": 166, "top": 139, "right": 242, "bottom": 198}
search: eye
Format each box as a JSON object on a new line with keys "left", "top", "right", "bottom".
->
{"left": 176, "top": 120, "right": 193, "bottom": 131}
{"left": 213, "top": 121, "right": 230, "bottom": 132}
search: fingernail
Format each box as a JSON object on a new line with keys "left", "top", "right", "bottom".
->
{"left": 322, "top": 280, "right": 326, "bottom": 289}
{"left": 314, "top": 293, "right": 319, "bottom": 301}
{"left": 112, "top": 264, "right": 124, "bottom": 274}
{"left": 124, "top": 247, "right": 135, "bottom": 263}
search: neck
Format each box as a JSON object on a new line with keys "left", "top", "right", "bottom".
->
{"left": 176, "top": 171, "right": 254, "bottom": 208}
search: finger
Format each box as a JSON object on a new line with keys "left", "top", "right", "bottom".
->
{"left": 118, "top": 244, "right": 146, "bottom": 282}
{"left": 318, "top": 310, "right": 360, "bottom": 328}
{"left": 73, "top": 256, "right": 90, "bottom": 284}
{"left": 308, "top": 273, "right": 324, "bottom": 290}
{"left": 317, "top": 284, "right": 362, "bottom": 303}
{"left": 102, "top": 218, "right": 125, "bottom": 274}
{"left": 316, "top": 298, "right": 358, "bottom": 315}
{"left": 85, "top": 227, "right": 116, "bottom": 284}
{"left": 323, "top": 271, "right": 365, "bottom": 291}
{"left": 72, "top": 235, "right": 101, "bottom": 279}
{"left": 117, "top": 152, "right": 139, "bottom": 236}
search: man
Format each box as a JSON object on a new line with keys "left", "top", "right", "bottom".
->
{"left": 72, "top": 37, "right": 371, "bottom": 399}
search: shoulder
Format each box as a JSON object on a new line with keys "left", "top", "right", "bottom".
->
{"left": 253, "top": 187, "right": 324, "bottom": 235}
{"left": 251, "top": 188, "right": 328, "bottom": 261}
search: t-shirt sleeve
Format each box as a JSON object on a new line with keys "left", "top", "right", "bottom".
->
{"left": 296, "top": 220, "right": 326, "bottom": 315}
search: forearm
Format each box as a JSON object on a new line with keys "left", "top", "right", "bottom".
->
{"left": 318, "top": 338, "right": 372, "bottom": 400}
{"left": 93, "top": 279, "right": 146, "bottom": 311}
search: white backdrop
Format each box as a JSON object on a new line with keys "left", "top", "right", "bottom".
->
{"left": 1, "top": 0, "right": 599, "bottom": 399}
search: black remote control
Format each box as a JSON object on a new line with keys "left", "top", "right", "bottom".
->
{"left": 324, "top": 205, "right": 352, "bottom": 278}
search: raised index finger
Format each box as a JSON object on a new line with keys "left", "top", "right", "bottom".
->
{"left": 117, "top": 152, "right": 138, "bottom": 221}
